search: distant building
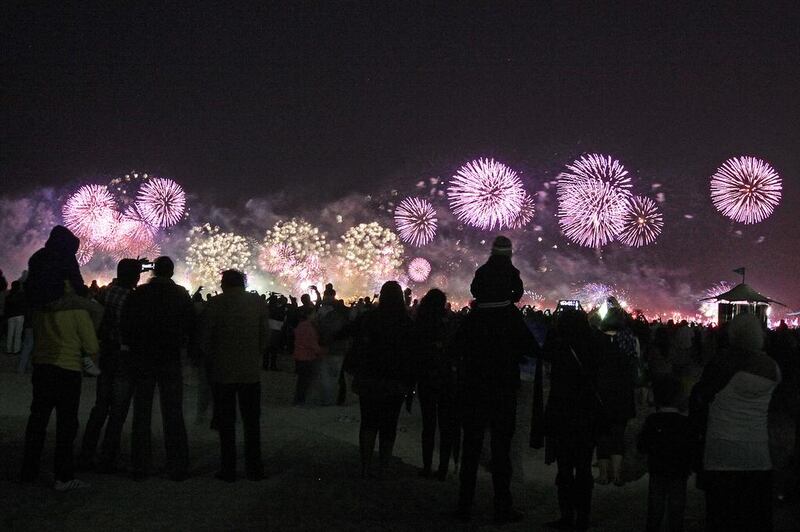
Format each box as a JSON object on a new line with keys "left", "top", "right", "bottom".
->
{"left": 703, "top": 283, "right": 785, "bottom": 325}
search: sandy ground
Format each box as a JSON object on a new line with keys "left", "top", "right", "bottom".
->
{"left": 1, "top": 353, "right": 798, "bottom": 532}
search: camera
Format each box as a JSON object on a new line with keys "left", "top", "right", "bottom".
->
{"left": 139, "top": 259, "right": 155, "bottom": 272}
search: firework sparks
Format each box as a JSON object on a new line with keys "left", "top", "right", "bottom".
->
{"left": 135, "top": 177, "right": 186, "bottom": 228}
{"left": 258, "top": 243, "right": 297, "bottom": 274}
{"left": 558, "top": 179, "right": 627, "bottom": 248}
{"left": 408, "top": 257, "right": 432, "bottom": 282}
{"left": 447, "top": 158, "right": 526, "bottom": 230}
{"left": 62, "top": 184, "right": 118, "bottom": 242}
{"left": 699, "top": 281, "right": 733, "bottom": 320}
{"left": 337, "top": 222, "right": 404, "bottom": 280}
{"left": 509, "top": 193, "right": 536, "bottom": 229}
{"left": 557, "top": 153, "right": 632, "bottom": 195}
{"left": 262, "top": 218, "right": 329, "bottom": 265}
{"left": 394, "top": 197, "right": 438, "bottom": 247}
{"left": 185, "top": 224, "right": 252, "bottom": 288}
{"left": 618, "top": 196, "right": 664, "bottom": 247}
{"left": 710, "top": 156, "right": 782, "bottom": 224}
{"left": 76, "top": 241, "right": 94, "bottom": 266}
{"left": 107, "top": 172, "right": 150, "bottom": 208}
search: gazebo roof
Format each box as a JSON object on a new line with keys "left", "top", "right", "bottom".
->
{"left": 701, "top": 283, "right": 786, "bottom": 306}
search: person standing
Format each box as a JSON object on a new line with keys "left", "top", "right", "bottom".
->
{"left": 202, "top": 270, "right": 269, "bottom": 482}
{"left": 5, "top": 281, "right": 25, "bottom": 354}
{"left": 78, "top": 259, "right": 141, "bottom": 470}
{"left": 455, "top": 236, "right": 536, "bottom": 524}
{"left": 348, "top": 281, "right": 415, "bottom": 479}
{"left": 121, "top": 256, "right": 194, "bottom": 481}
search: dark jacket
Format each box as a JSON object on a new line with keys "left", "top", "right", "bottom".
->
{"left": 454, "top": 304, "right": 538, "bottom": 399}
{"left": 25, "top": 225, "right": 84, "bottom": 309}
{"left": 350, "top": 309, "right": 415, "bottom": 391}
{"left": 637, "top": 411, "right": 694, "bottom": 478}
{"left": 470, "top": 255, "right": 523, "bottom": 304}
{"left": 121, "top": 276, "right": 194, "bottom": 370}
{"left": 413, "top": 316, "right": 457, "bottom": 393}
{"left": 596, "top": 332, "right": 637, "bottom": 424}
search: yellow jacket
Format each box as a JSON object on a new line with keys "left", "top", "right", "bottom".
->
{"left": 32, "top": 307, "right": 99, "bottom": 372}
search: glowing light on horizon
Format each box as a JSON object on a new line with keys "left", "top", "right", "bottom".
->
{"left": 618, "top": 196, "right": 663, "bottom": 247}
{"left": 135, "top": 177, "right": 186, "bottom": 228}
{"left": 394, "top": 197, "right": 438, "bottom": 247}
{"left": 710, "top": 156, "right": 781, "bottom": 224}
{"left": 448, "top": 158, "right": 526, "bottom": 230}
{"left": 408, "top": 257, "right": 432, "bottom": 282}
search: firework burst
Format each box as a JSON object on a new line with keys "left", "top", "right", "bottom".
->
{"left": 107, "top": 172, "right": 150, "bottom": 208}
{"left": 558, "top": 180, "right": 627, "bottom": 248}
{"left": 557, "top": 153, "right": 632, "bottom": 196}
{"left": 407, "top": 257, "right": 432, "bottom": 282}
{"left": 262, "top": 218, "right": 329, "bottom": 264}
{"left": 509, "top": 193, "right": 536, "bottom": 229}
{"left": 76, "top": 242, "right": 94, "bottom": 266}
{"left": 618, "top": 196, "right": 663, "bottom": 247}
{"left": 699, "top": 281, "right": 733, "bottom": 320}
{"left": 710, "top": 156, "right": 782, "bottom": 224}
{"left": 62, "top": 184, "right": 118, "bottom": 242}
{"left": 394, "top": 197, "right": 438, "bottom": 247}
{"left": 258, "top": 243, "right": 297, "bottom": 274}
{"left": 186, "top": 224, "right": 252, "bottom": 288}
{"left": 135, "top": 177, "right": 186, "bottom": 228}
{"left": 337, "top": 222, "right": 404, "bottom": 280}
{"left": 447, "top": 158, "right": 526, "bottom": 230}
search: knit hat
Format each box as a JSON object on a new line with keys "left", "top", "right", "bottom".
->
{"left": 491, "top": 236, "right": 513, "bottom": 256}
{"left": 727, "top": 313, "right": 765, "bottom": 354}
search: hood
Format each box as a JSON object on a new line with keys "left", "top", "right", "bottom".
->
{"left": 44, "top": 225, "right": 80, "bottom": 256}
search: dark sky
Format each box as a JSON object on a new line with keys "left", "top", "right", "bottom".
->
{"left": 3, "top": 2, "right": 799, "bottom": 305}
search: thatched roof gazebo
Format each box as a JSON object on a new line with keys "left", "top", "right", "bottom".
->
{"left": 702, "top": 283, "right": 786, "bottom": 325}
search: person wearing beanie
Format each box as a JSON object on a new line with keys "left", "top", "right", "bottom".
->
{"left": 454, "top": 235, "right": 537, "bottom": 524}
{"left": 469, "top": 236, "right": 523, "bottom": 305}
{"left": 690, "top": 313, "right": 780, "bottom": 532}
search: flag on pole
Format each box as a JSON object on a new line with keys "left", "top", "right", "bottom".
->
{"left": 733, "top": 267, "right": 746, "bottom": 275}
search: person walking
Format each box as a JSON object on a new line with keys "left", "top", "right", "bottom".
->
{"left": 121, "top": 256, "right": 194, "bottom": 481}
{"left": 455, "top": 236, "right": 537, "bottom": 524}
{"left": 348, "top": 281, "right": 415, "bottom": 479}
{"left": 202, "top": 270, "right": 269, "bottom": 482}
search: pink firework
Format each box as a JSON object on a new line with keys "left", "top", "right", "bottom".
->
{"left": 407, "top": 257, "right": 432, "bottom": 283}
{"left": 135, "top": 177, "right": 186, "bottom": 228}
{"left": 394, "top": 197, "right": 438, "bottom": 247}
{"left": 62, "top": 184, "right": 118, "bottom": 241}
{"left": 558, "top": 179, "right": 627, "bottom": 248}
{"left": 118, "top": 205, "right": 157, "bottom": 242}
{"left": 557, "top": 153, "right": 632, "bottom": 198}
{"left": 447, "top": 158, "right": 525, "bottom": 230}
{"left": 76, "top": 242, "right": 94, "bottom": 266}
{"left": 258, "top": 243, "right": 297, "bottom": 275}
{"left": 710, "top": 156, "right": 782, "bottom": 224}
{"left": 618, "top": 196, "right": 663, "bottom": 247}
{"left": 112, "top": 232, "right": 161, "bottom": 261}
{"left": 509, "top": 193, "right": 535, "bottom": 229}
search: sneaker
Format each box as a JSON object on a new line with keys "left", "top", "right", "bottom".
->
{"left": 54, "top": 479, "right": 90, "bottom": 491}
{"left": 82, "top": 357, "right": 101, "bottom": 376}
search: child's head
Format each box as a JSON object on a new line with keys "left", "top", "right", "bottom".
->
{"left": 652, "top": 375, "right": 682, "bottom": 409}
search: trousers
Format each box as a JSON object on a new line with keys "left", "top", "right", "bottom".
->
{"left": 646, "top": 474, "right": 687, "bottom": 532}
{"left": 214, "top": 382, "right": 262, "bottom": 475}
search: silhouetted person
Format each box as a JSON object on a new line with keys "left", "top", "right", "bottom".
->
{"left": 348, "top": 281, "right": 414, "bottom": 478}
{"left": 202, "top": 270, "right": 269, "bottom": 482}
{"left": 413, "top": 288, "right": 459, "bottom": 480}
{"left": 24, "top": 225, "right": 85, "bottom": 310}
{"left": 121, "top": 256, "right": 193, "bottom": 481}
{"left": 79, "top": 259, "right": 141, "bottom": 470}
{"left": 540, "top": 309, "right": 602, "bottom": 531}
{"left": 455, "top": 236, "right": 537, "bottom": 524}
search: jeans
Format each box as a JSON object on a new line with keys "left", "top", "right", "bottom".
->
{"left": 294, "top": 360, "right": 314, "bottom": 404}
{"left": 21, "top": 364, "right": 82, "bottom": 482}
{"left": 131, "top": 364, "right": 189, "bottom": 477}
{"left": 647, "top": 474, "right": 687, "bottom": 532}
{"left": 214, "top": 382, "right": 262, "bottom": 476}
{"left": 98, "top": 357, "right": 134, "bottom": 469}
{"left": 6, "top": 315, "right": 24, "bottom": 353}
{"left": 418, "top": 384, "right": 459, "bottom": 473}
{"left": 459, "top": 392, "right": 517, "bottom": 514}
{"left": 80, "top": 349, "right": 119, "bottom": 464}
{"left": 705, "top": 470, "right": 773, "bottom": 532}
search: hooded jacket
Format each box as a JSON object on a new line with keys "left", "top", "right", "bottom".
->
{"left": 25, "top": 226, "right": 84, "bottom": 309}
{"left": 469, "top": 255, "right": 523, "bottom": 304}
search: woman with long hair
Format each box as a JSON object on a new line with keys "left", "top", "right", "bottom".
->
{"left": 349, "top": 281, "right": 415, "bottom": 478}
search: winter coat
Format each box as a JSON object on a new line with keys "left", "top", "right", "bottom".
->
{"left": 596, "top": 331, "right": 637, "bottom": 424}
{"left": 31, "top": 306, "right": 99, "bottom": 372}
{"left": 202, "top": 287, "right": 270, "bottom": 383}
{"left": 469, "top": 255, "right": 523, "bottom": 304}
{"left": 25, "top": 225, "right": 85, "bottom": 309}
{"left": 121, "top": 276, "right": 194, "bottom": 370}
{"left": 350, "top": 309, "right": 415, "bottom": 392}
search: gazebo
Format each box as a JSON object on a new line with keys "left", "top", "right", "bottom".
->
{"left": 702, "top": 283, "right": 785, "bottom": 325}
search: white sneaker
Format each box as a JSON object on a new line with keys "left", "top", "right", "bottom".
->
{"left": 54, "top": 479, "right": 90, "bottom": 491}
{"left": 82, "top": 357, "right": 101, "bottom": 376}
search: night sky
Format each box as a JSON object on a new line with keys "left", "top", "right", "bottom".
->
{"left": 2, "top": 3, "right": 799, "bottom": 308}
